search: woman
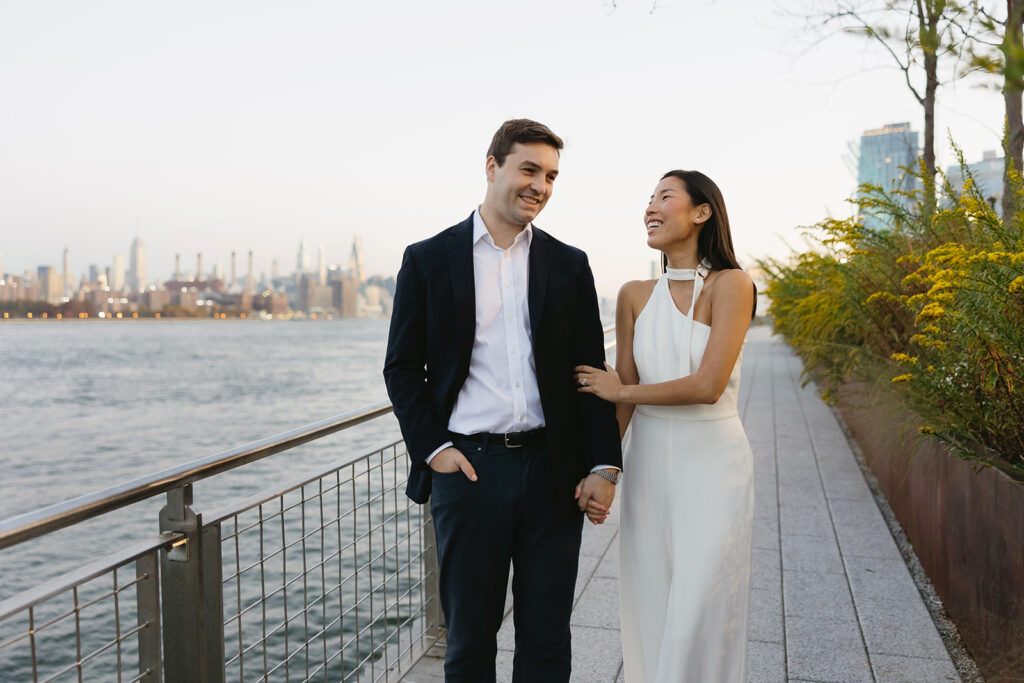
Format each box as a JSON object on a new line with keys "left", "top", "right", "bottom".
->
{"left": 575, "top": 170, "right": 755, "bottom": 682}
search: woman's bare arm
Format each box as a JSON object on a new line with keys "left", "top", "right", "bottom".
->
{"left": 577, "top": 269, "right": 754, "bottom": 407}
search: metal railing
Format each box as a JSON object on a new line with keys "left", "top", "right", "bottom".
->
{"left": 0, "top": 325, "right": 615, "bottom": 682}
{"left": 0, "top": 401, "right": 437, "bottom": 682}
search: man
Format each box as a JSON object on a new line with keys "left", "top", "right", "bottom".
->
{"left": 383, "top": 119, "right": 622, "bottom": 682}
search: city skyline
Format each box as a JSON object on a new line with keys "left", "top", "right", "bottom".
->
{"left": 1, "top": 232, "right": 391, "bottom": 320}
{"left": 1, "top": 235, "right": 376, "bottom": 292}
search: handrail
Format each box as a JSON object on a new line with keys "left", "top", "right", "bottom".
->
{"left": 0, "top": 401, "right": 393, "bottom": 551}
{"left": 0, "top": 323, "right": 616, "bottom": 552}
{"left": 0, "top": 533, "right": 182, "bottom": 621}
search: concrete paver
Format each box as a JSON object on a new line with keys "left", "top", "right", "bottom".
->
{"left": 401, "top": 327, "right": 961, "bottom": 682}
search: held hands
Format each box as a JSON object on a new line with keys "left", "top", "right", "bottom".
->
{"left": 575, "top": 473, "right": 616, "bottom": 525}
{"left": 428, "top": 447, "right": 478, "bottom": 481}
{"left": 574, "top": 362, "right": 624, "bottom": 402}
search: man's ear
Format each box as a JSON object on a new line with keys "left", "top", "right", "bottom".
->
{"left": 485, "top": 155, "right": 498, "bottom": 183}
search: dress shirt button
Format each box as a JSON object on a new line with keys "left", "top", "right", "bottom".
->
{"left": 515, "top": 382, "right": 520, "bottom": 388}
{"left": 503, "top": 252, "right": 510, "bottom": 258}
{"left": 519, "top": 416, "right": 525, "bottom": 422}
{"left": 504, "top": 283, "right": 510, "bottom": 288}
{"left": 507, "top": 315, "right": 513, "bottom": 321}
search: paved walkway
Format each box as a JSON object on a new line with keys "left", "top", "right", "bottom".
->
{"left": 402, "top": 326, "right": 960, "bottom": 682}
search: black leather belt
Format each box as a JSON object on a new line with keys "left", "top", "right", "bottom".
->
{"left": 451, "top": 428, "right": 547, "bottom": 449}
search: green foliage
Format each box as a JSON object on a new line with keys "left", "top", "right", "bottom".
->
{"left": 762, "top": 151, "right": 1024, "bottom": 480}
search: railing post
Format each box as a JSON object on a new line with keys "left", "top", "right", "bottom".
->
{"left": 136, "top": 551, "right": 163, "bottom": 682}
{"left": 158, "top": 484, "right": 225, "bottom": 682}
{"left": 422, "top": 509, "right": 445, "bottom": 638}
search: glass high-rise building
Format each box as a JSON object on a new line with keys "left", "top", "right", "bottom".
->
{"left": 857, "top": 122, "right": 920, "bottom": 230}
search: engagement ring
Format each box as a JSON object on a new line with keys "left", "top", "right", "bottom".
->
{"left": 580, "top": 378, "right": 587, "bottom": 386}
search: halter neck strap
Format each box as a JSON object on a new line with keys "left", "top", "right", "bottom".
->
{"left": 665, "top": 258, "right": 711, "bottom": 282}
{"left": 664, "top": 258, "right": 711, "bottom": 376}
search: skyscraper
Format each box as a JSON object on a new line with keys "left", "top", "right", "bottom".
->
{"left": 130, "top": 235, "right": 147, "bottom": 290}
{"left": 38, "top": 265, "right": 62, "bottom": 303}
{"left": 246, "top": 250, "right": 254, "bottom": 294}
{"left": 857, "top": 122, "right": 920, "bottom": 230}
{"left": 63, "top": 247, "right": 72, "bottom": 295}
{"left": 348, "top": 236, "right": 365, "bottom": 284}
{"left": 111, "top": 254, "right": 125, "bottom": 291}
{"left": 297, "top": 239, "right": 309, "bottom": 275}
{"left": 317, "top": 243, "right": 327, "bottom": 286}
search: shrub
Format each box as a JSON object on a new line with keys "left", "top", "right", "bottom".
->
{"left": 762, "top": 155, "right": 1024, "bottom": 480}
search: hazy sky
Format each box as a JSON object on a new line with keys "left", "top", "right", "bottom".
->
{"left": 0, "top": 0, "right": 1008, "bottom": 300}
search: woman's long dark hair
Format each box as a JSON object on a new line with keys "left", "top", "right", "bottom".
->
{"left": 660, "top": 169, "right": 757, "bottom": 316}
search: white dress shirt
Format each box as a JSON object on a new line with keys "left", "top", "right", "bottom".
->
{"left": 427, "top": 209, "right": 617, "bottom": 473}
{"left": 447, "top": 209, "right": 545, "bottom": 434}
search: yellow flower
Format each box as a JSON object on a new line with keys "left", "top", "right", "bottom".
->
{"left": 916, "top": 303, "right": 945, "bottom": 322}
{"left": 892, "top": 374, "right": 913, "bottom": 383}
{"left": 927, "top": 365, "right": 935, "bottom": 371}
{"left": 1010, "top": 276, "right": 1024, "bottom": 294}
{"left": 890, "top": 353, "right": 918, "bottom": 365}
{"left": 865, "top": 291, "right": 891, "bottom": 305}
{"left": 919, "top": 426, "right": 935, "bottom": 434}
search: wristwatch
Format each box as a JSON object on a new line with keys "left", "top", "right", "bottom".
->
{"left": 592, "top": 468, "right": 621, "bottom": 485}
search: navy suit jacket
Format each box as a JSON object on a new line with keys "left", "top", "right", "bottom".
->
{"left": 383, "top": 213, "right": 622, "bottom": 504}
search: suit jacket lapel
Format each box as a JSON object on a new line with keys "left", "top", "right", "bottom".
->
{"left": 447, "top": 215, "right": 476, "bottom": 369}
{"left": 528, "top": 226, "right": 550, "bottom": 348}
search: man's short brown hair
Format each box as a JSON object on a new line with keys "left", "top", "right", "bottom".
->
{"left": 486, "top": 119, "right": 564, "bottom": 166}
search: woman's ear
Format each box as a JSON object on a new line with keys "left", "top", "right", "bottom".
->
{"left": 695, "top": 203, "right": 712, "bottom": 226}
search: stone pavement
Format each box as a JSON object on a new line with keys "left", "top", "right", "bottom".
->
{"left": 402, "top": 326, "right": 961, "bottom": 682}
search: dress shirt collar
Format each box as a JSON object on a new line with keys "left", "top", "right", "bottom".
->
{"left": 473, "top": 207, "right": 534, "bottom": 249}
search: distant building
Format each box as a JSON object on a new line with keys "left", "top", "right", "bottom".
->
{"left": 145, "top": 289, "right": 170, "bottom": 312}
{"left": 63, "top": 247, "right": 72, "bottom": 296}
{"left": 296, "top": 239, "right": 309, "bottom": 275}
{"left": 857, "top": 122, "right": 920, "bottom": 230}
{"left": 111, "top": 253, "right": 125, "bottom": 291}
{"left": 299, "top": 273, "right": 333, "bottom": 313}
{"left": 946, "top": 150, "right": 1004, "bottom": 216}
{"left": 37, "top": 265, "right": 63, "bottom": 303}
{"left": 349, "top": 237, "right": 365, "bottom": 284}
{"left": 317, "top": 243, "right": 327, "bottom": 285}
{"left": 331, "top": 278, "right": 358, "bottom": 318}
{"left": 130, "top": 236, "right": 147, "bottom": 291}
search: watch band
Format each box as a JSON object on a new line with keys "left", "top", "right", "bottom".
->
{"left": 593, "top": 468, "right": 620, "bottom": 485}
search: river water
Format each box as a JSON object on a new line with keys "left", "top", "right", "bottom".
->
{"left": 0, "top": 319, "right": 405, "bottom": 679}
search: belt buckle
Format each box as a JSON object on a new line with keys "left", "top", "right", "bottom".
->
{"left": 504, "top": 432, "right": 523, "bottom": 448}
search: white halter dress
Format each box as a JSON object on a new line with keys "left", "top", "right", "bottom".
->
{"left": 619, "top": 266, "right": 754, "bottom": 682}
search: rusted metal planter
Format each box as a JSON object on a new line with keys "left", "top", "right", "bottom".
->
{"left": 834, "top": 382, "right": 1024, "bottom": 679}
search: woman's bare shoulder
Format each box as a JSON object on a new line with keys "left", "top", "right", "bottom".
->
{"left": 619, "top": 278, "right": 657, "bottom": 297}
{"left": 618, "top": 279, "right": 657, "bottom": 306}
{"left": 713, "top": 268, "right": 754, "bottom": 291}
